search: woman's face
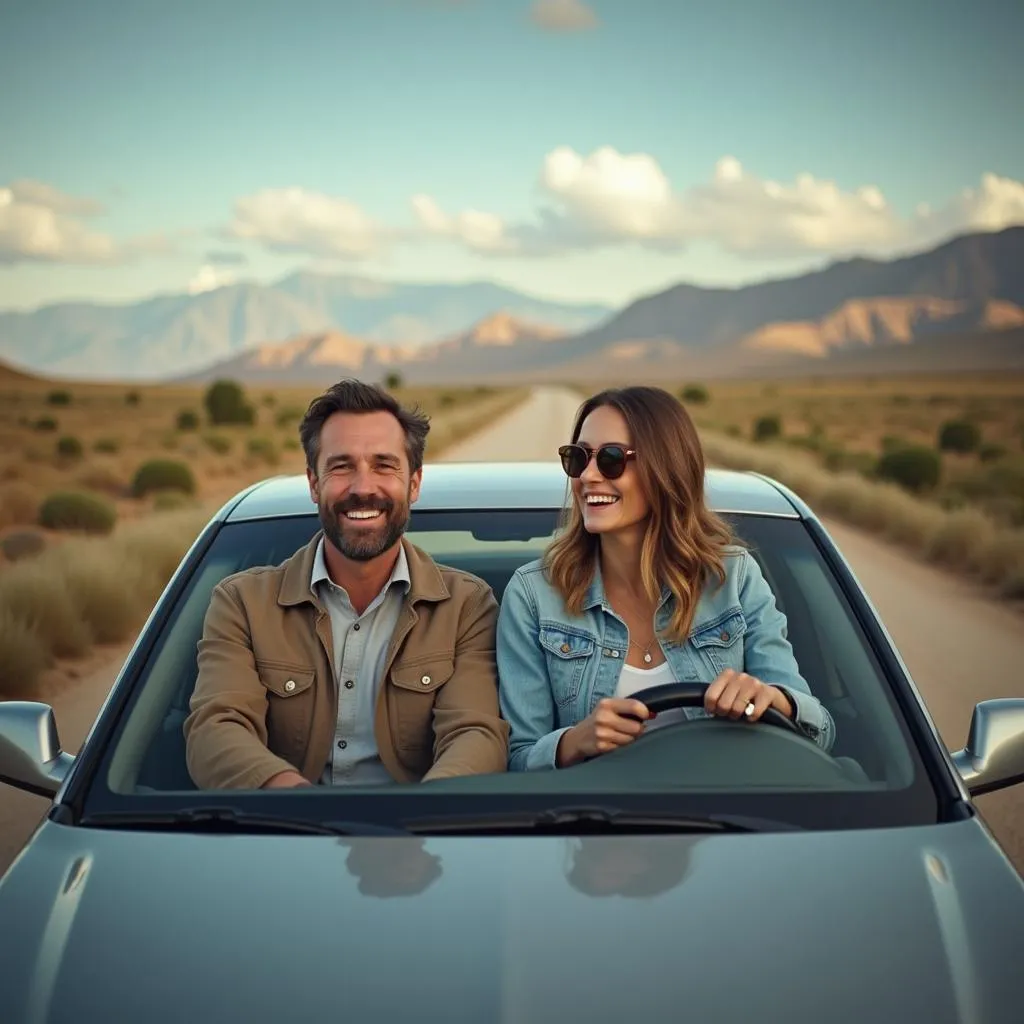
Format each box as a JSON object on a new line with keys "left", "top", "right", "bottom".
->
{"left": 572, "top": 404, "right": 650, "bottom": 537}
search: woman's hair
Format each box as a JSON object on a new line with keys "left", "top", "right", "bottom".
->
{"left": 544, "top": 385, "right": 737, "bottom": 642}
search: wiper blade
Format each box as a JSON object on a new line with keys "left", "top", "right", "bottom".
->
{"left": 80, "top": 808, "right": 410, "bottom": 837}
{"left": 403, "top": 804, "right": 804, "bottom": 835}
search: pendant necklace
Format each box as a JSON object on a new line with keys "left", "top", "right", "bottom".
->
{"left": 629, "top": 636, "right": 655, "bottom": 664}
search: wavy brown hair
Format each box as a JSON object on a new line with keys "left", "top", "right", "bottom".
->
{"left": 544, "top": 386, "right": 738, "bottom": 642}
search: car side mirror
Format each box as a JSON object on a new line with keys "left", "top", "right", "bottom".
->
{"left": 950, "top": 698, "right": 1024, "bottom": 797}
{"left": 0, "top": 701, "right": 75, "bottom": 798}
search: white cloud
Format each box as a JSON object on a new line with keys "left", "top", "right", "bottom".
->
{"left": 227, "top": 187, "right": 387, "bottom": 260}
{"left": 0, "top": 183, "right": 119, "bottom": 264}
{"left": 0, "top": 179, "right": 172, "bottom": 265}
{"left": 530, "top": 0, "right": 599, "bottom": 32}
{"left": 412, "top": 146, "right": 1024, "bottom": 261}
{"left": 410, "top": 193, "right": 516, "bottom": 254}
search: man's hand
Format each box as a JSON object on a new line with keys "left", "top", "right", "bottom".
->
{"left": 260, "top": 770, "right": 311, "bottom": 789}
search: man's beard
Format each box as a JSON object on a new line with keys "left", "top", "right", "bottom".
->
{"left": 319, "top": 491, "right": 411, "bottom": 562}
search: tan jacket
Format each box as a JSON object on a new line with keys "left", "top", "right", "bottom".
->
{"left": 183, "top": 533, "right": 509, "bottom": 790}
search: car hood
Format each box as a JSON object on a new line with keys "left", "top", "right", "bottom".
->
{"left": 2, "top": 816, "right": 1023, "bottom": 1024}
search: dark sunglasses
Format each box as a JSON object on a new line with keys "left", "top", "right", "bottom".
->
{"left": 558, "top": 443, "right": 637, "bottom": 480}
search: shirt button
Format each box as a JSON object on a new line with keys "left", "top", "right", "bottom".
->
{"left": 337, "top": 740, "right": 347, "bottom": 750}
{"left": 612, "top": 650, "right": 620, "bottom": 658}
{"left": 421, "top": 674, "right": 431, "bottom": 685}
{"left": 560, "top": 643, "right": 571, "bottom": 654}
{"left": 344, "top": 679, "right": 354, "bottom": 690}
{"left": 283, "top": 680, "right": 296, "bottom": 692}
{"left": 353, "top": 623, "right": 360, "bottom": 631}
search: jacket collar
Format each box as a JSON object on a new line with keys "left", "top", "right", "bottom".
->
{"left": 278, "top": 531, "right": 449, "bottom": 609}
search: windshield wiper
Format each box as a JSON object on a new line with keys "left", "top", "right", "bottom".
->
{"left": 80, "top": 807, "right": 411, "bottom": 837}
{"left": 402, "top": 804, "right": 805, "bottom": 835}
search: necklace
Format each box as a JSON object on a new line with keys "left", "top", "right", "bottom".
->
{"left": 628, "top": 635, "right": 655, "bottom": 664}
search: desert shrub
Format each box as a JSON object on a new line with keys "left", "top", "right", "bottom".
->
{"left": 38, "top": 490, "right": 117, "bottom": 534}
{"left": 177, "top": 409, "right": 199, "bottom": 431}
{"left": 283, "top": 437, "right": 300, "bottom": 451}
{"left": 439, "top": 393, "right": 456, "bottom": 408}
{"left": 0, "top": 607, "right": 52, "bottom": 699}
{"left": 132, "top": 459, "right": 196, "bottom": 498}
{"left": 0, "top": 481, "right": 41, "bottom": 528}
{"left": 203, "top": 433, "right": 232, "bottom": 455}
{"left": 34, "top": 416, "right": 58, "bottom": 432}
{"left": 47, "top": 390, "right": 71, "bottom": 406}
{"left": 725, "top": 424, "right": 742, "bottom": 438}
{"left": 938, "top": 419, "right": 981, "bottom": 453}
{"left": 204, "top": 379, "right": 255, "bottom": 425}
{"left": 824, "top": 448, "right": 876, "bottom": 477}
{"left": 752, "top": 414, "right": 781, "bottom": 443}
{"left": 125, "top": 390, "right": 141, "bottom": 405}
{"left": 275, "top": 406, "right": 305, "bottom": 428}
{"left": 384, "top": 372, "right": 403, "bottom": 390}
{"left": 56, "top": 435, "right": 84, "bottom": 459}
{"left": 0, "top": 529, "right": 46, "bottom": 562}
{"left": 247, "top": 437, "right": 280, "bottom": 465}
{"left": 979, "top": 443, "right": 1006, "bottom": 463}
{"left": 680, "top": 383, "right": 709, "bottom": 405}
{"left": 875, "top": 446, "right": 941, "bottom": 494}
{"left": 880, "top": 434, "right": 908, "bottom": 454}
{"left": 93, "top": 437, "right": 121, "bottom": 454}
{"left": 261, "top": 393, "right": 276, "bottom": 407}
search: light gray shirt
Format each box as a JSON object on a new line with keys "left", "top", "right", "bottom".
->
{"left": 311, "top": 537, "right": 411, "bottom": 786}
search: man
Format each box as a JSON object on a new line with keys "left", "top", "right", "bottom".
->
{"left": 184, "top": 378, "right": 509, "bottom": 789}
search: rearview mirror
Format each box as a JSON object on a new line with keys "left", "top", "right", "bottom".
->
{"left": 950, "top": 698, "right": 1024, "bottom": 797}
{"left": 0, "top": 701, "right": 75, "bottom": 798}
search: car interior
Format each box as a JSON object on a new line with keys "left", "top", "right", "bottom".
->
{"left": 105, "top": 509, "right": 915, "bottom": 795}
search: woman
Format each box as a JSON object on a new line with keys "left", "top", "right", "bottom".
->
{"left": 496, "top": 385, "right": 835, "bottom": 772}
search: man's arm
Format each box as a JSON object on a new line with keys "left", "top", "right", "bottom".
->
{"left": 184, "top": 580, "right": 309, "bottom": 789}
{"left": 422, "top": 581, "right": 509, "bottom": 781}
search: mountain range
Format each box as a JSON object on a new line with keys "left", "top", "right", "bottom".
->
{"left": 0, "top": 275, "right": 611, "bottom": 381}
{"left": 2, "top": 227, "right": 1023, "bottom": 384}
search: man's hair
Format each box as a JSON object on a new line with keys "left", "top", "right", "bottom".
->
{"left": 299, "top": 379, "right": 431, "bottom": 475}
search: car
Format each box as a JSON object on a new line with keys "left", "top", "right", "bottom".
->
{"left": 2, "top": 460, "right": 1024, "bottom": 1024}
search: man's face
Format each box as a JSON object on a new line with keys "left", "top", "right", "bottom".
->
{"left": 307, "top": 411, "right": 422, "bottom": 563}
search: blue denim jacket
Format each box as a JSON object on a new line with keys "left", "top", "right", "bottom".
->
{"left": 496, "top": 546, "right": 836, "bottom": 771}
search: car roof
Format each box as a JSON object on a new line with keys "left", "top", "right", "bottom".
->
{"left": 222, "top": 462, "right": 801, "bottom": 521}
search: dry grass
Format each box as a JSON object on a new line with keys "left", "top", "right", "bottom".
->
{"left": 698, "top": 428, "right": 1024, "bottom": 597}
{"left": 0, "top": 378, "right": 530, "bottom": 697}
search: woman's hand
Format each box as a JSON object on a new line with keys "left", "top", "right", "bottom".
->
{"left": 704, "top": 668, "right": 794, "bottom": 722}
{"left": 556, "top": 697, "right": 655, "bottom": 767}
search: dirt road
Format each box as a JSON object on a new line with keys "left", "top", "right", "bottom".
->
{"left": 2, "top": 384, "right": 1022, "bottom": 876}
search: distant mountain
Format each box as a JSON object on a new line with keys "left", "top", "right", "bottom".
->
{"left": 180, "top": 312, "right": 569, "bottom": 385}
{"left": 0, "top": 274, "right": 612, "bottom": 381}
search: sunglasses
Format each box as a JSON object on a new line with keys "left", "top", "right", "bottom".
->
{"left": 558, "top": 443, "right": 637, "bottom": 480}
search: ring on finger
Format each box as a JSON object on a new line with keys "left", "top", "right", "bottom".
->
{"left": 743, "top": 700, "right": 756, "bottom": 718}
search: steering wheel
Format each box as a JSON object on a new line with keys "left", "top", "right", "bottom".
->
{"left": 624, "top": 681, "right": 809, "bottom": 739}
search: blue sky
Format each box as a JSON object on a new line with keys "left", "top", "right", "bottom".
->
{"left": 1, "top": 0, "right": 1022, "bottom": 312}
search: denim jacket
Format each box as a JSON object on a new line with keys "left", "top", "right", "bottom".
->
{"left": 496, "top": 546, "right": 836, "bottom": 772}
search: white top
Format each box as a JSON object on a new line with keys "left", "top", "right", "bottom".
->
{"left": 615, "top": 661, "right": 687, "bottom": 732}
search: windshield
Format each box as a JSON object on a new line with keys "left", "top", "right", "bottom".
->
{"left": 86, "top": 507, "right": 938, "bottom": 831}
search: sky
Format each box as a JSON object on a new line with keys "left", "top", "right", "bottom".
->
{"left": 1, "top": 0, "right": 1022, "bottom": 313}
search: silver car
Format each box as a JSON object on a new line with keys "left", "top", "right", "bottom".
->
{"left": 2, "top": 462, "right": 1024, "bottom": 1024}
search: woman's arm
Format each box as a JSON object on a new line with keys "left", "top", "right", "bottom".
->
{"left": 496, "top": 569, "right": 572, "bottom": 771}
{"left": 738, "top": 550, "right": 837, "bottom": 752}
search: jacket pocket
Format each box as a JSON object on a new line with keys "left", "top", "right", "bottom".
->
{"left": 538, "top": 624, "right": 595, "bottom": 707}
{"left": 390, "top": 657, "right": 455, "bottom": 754}
{"left": 689, "top": 610, "right": 747, "bottom": 675}
{"left": 256, "top": 662, "right": 316, "bottom": 754}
